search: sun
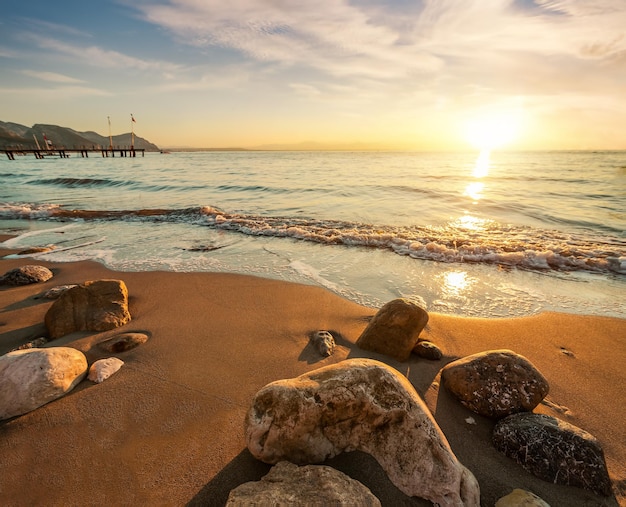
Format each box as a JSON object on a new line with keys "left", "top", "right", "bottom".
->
{"left": 464, "top": 111, "right": 522, "bottom": 150}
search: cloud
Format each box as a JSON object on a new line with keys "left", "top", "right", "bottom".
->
{"left": 29, "top": 35, "right": 181, "bottom": 74}
{"left": 21, "top": 70, "right": 85, "bottom": 83}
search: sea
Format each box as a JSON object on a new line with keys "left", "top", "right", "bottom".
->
{"left": 1, "top": 150, "right": 624, "bottom": 318}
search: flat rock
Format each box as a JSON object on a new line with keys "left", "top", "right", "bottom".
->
{"left": 356, "top": 298, "right": 429, "bottom": 361}
{"left": 44, "top": 279, "right": 131, "bottom": 340}
{"left": 0, "top": 265, "right": 53, "bottom": 286}
{"left": 414, "top": 340, "right": 443, "bottom": 360}
{"left": 493, "top": 413, "right": 612, "bottom": 496}
{"left": 39, "top": 284, "right": 78, "bottom": 300}
{"left": 495, "top": 488, "right": 551, "bottom": 507}
{"left": 441, "top": 349, "right": 549, "bottom": 418}
{"left": 88, "top": 357, "right": 124, "bottom": 383}
{"left": 226, "top": 461, "right": 381, "bottom": 506}
{"left": 245, "top": 358, "right": 480, "bottom": 506}
{"left": 0, "top": 347, "right": 87, "bottom": 420}
{"left": 97, "top": 332, "right": 149, "bottom": 353}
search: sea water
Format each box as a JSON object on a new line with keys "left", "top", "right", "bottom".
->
{"left": 1, "top": 150, "right": 624, "bottom": 318}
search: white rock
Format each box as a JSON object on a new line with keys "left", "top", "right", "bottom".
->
{"left": 88, "top": 357, "right": 124, "bottom": 383}
{"left": 245, "top": 358, "right": 480, "bottom": 507}
{"left": 0, "top": 347, "right": 87, "bottom": 420}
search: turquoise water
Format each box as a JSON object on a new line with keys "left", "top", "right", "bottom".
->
{"left": 1, "top": 150, "right": 624, "bottom": 317}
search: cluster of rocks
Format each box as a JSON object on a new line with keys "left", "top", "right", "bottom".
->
{"left": 237, "top": 298, "right": 612, "bottom": 505}
{"left": 0, "top": 265, "right": 144, "bottom": 421}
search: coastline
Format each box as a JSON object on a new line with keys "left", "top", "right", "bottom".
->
{"left": 1, "top": 244, "right": 624, "bottom": 506}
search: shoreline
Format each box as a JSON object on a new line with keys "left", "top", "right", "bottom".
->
{"left": 1, "top": 247, "right": 624, "bottom": 506}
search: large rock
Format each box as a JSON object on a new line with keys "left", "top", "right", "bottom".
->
{"left": 44, "top": 279, "right": 131, "bottom": 339}
{"left": 493, "top": 413, "right": 612, "bottom": 496}
{"left": 226, "top": 461, "right": 381, "bottom": 506}
{"left": 0, "top": 265, "right": 53, "bottom": 286}
{"left": 245, "top": 358, "right": 480, "bottom": 506}
{"left": 0, "top": 347, "right": 87, "bottom": 420}
{"left": 441, "top": 350, "right": 549, "bottom": 418}
{"left": 356, "top": 298, "right": 429, "bottom": 361}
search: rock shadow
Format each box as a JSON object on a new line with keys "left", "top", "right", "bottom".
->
{"left": 187, "top": 449, "right": 271, "bottom": 507}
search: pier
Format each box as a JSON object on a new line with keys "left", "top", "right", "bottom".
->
{"left": 3, "top": 147, "right": 145, "bottom": 160}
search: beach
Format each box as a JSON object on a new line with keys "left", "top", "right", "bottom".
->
{"left": 1, "top": 242, "right": 624, "bottom": 506}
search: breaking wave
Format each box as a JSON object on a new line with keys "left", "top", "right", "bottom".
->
{"left": 2, "top": 202, "right": 624, "bottom": 275}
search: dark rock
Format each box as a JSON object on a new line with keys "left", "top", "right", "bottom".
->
{"left": 414, "top": 340, "right": 443, "bottom": 360}
{"left": 0, "top": 265, "right": 53, "bottom": 286}
{"left": 356, "top": 298, "right": 429, "bottom": 361}
{"left": 311, "top": 330, "right": 335, "bottom": 357}
{"left": 11, "top": 337, "right": 49, "bottom": 352}
{"left": 17, "top": 246, "right": 55, "bottom": 255}
{"left": 245, "top": 358, "right": 480, "bottom": 506}
{"left": 226, "top": 461, "right": 381, "bottom": 506}
{"left": 493, "top": 413, "right": 612, "bottom": 496}
{"left": 44, "top": 279, "right": 131, "bottom": 339}
{"left": 98, "top": 332, "right": 149, "bottom": 353}
{"left": 441, "top": 349, "right": 549, "bottom": 418}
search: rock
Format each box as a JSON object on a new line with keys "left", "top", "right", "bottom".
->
{"left": 311, "top": 330, "right": 335, "bottom": 357}
{"left": 245, "top": 358, "right": 480, "bottom": 506}
{"left": 493, "top": 413, "right": 612, "bottom": 497}
{"left": 88, "top": 357, "right": 124, "bottom": 383}
{"left": 0, "top": 265, "right": 53, "bottom": 286}
{"left": 441, "top": 350, "right": 549, "bottom": 418}
{"left": 39, "top": 284, "right": 78, "bottom": 299}
{"left": 17, "top": 246, "right": 55, "bottom": 255}
{"left": 356, "top": 298, "right": 429, "bottom": 361}
{"left": 495, "top": 488, "right": 551, "bottom": 507}
{"left": 226, "top": 461, "right": 381, "bottom": 506}
{"left": 97, "top": 332, "right": 149, "bottom": 353}
{"left": 11, "top": 337, "right": 49, "bottom": 352}
{"left": 0, "top": 347, "right": 87, "bottom": 420}
{"left": 44, "top": 279, "right": 131, "bottom": 339}
{"left": 414, "top": 340, "right": 443, "bottom": 360}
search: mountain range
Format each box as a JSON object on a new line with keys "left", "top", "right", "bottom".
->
{"left": 0, "top": 121, "right": 159, "bottom": 151}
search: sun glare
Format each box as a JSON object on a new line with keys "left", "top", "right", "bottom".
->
{"left": 464, "top": 112, "right": 521, "bottom": 150}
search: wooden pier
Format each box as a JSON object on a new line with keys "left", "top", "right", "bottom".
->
{"left": 3, "top": 148, "right": 145, "bottom": 160}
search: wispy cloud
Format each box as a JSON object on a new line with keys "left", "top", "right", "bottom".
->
{"left": 29, "top": 35, "right": 181, "bottom": 74}
{"left": 21, "top": 70, "right": 85, "bottom": 84}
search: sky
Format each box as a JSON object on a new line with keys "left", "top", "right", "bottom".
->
{"left": 1, "top": 0, "right": 625, "bottom": 150}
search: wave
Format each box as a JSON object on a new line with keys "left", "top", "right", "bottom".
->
{"left": 31, "top": 177, "right": 130, "bottom": 188}
{"left": 2, "top": 203, "right": 624, "bottom": 275}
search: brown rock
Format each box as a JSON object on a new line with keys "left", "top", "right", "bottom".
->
{"left": 245, "top": 358, "right": 480, "bottom": 506}
{"left": 414, "top": 340, "right": 443, "bottom": 360}
{"left": 0, "top": 265, "right": 53, "bottom": 286}
{"left": 493, "top": 413, "right": 612, "bottom": 497}
{"left": 311, "top": 330, "right": 335, "bottom": 357}
{"left": 226, "top": 461, "right": 381, "bottom": 506}
{"left": 495, "top": 488, "right": 550, "bottom": 507}
{"left": 44, "top": 279, "right": 131, "bottom": 339}
{"left": 356, "top": 298, "right": 428, "bottom": 361}
{"left": 98, "top": 332, "right": 149, "bottom": 353}
{"left": 441, "top": 349, "right": 549, "bottom": 418}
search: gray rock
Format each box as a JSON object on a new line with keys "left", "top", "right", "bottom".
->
{"left": 10, "top": 337, "right": 49, "bottom": 352}
{"left": 0, "top": 265, "right": 53, "bottom": 286}
{"left": 0, "top": 347, "right": 87, "bottom": 420}
{"left": 495, "top": 488, "right": 551, "bottom": 507}
{"left": 493, "top": 413, "right": 612, "bottom": 496}
{"left": 44, "top": 279, "right": 131, "bottom": 339}
{"left": 97, "top": 332, "right": 149, "bottom": 353}
{"left": 441, "top": 349, "right": 549, "bottom": 418}
{"left": 245, "top": 358, "right": 480, "bottom": 506}
{"left": 356, "top": 298, "right": 429, "bottom": 361}
{"left": 414, "top": 340, "right": 443, "bottom": 360}
{"left": 311, "top": 330, "right": 335, "bottom": 357}
{"left": 40, "top": 284, "right": 78, "bottom": 299}
{"left": 226, "top": 461, "right": 381, "bottom": 506}
{"left": 88, "top": 357, "right": 124, "bottom": 383}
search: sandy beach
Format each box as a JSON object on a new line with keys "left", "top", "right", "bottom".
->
{"left": 1, "top": 243, "right": 624, "bottom": 506}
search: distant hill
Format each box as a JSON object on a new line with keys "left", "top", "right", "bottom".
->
{"left": 0, "top": 120, "right": 160, "bottom": 151}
